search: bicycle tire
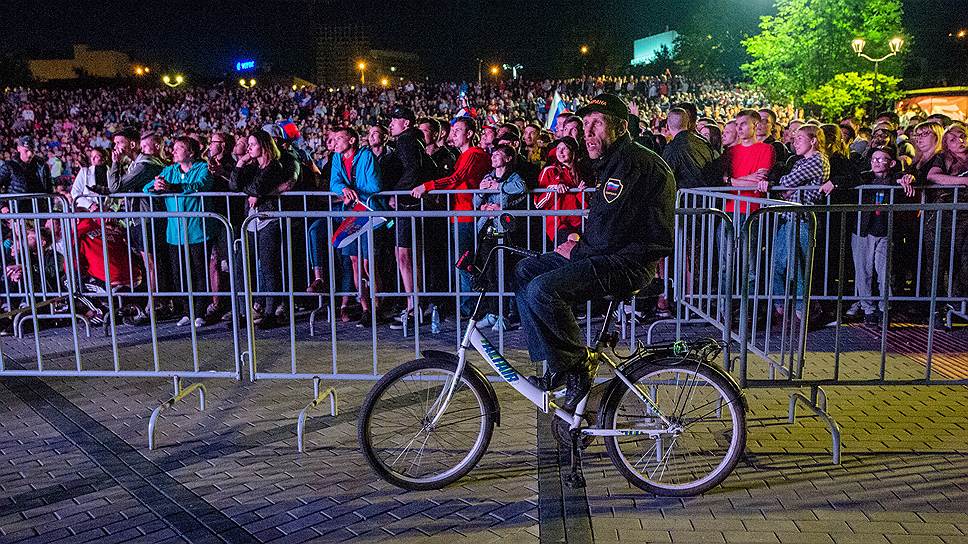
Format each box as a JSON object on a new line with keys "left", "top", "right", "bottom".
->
{"left": 600, "top": 357, "right": 746, "bottom": 496}
{"left": 358, "top": 358, "right": 495, "bottom": 490}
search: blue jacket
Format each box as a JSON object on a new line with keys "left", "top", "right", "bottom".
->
{"left": 143, "top": 161, "right": 213, "bottom": 245}
{"left": 330, "top": 147, "right": 386, "bottom": 211}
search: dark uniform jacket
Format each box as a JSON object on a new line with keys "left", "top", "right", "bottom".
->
{"left": 571, "top": 133, "right": 676, "bottom": 265}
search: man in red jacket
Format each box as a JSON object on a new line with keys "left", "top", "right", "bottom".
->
{"left": 412, "top": 117, "right": 490, "bottom": 317}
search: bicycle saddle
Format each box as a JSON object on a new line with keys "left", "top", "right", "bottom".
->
{"left": 601, "top": 289, "right": 641, "bottom": 303}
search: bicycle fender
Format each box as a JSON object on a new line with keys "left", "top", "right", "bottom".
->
{"left": 421, "top": 350, "right": 502, "bottom": 426}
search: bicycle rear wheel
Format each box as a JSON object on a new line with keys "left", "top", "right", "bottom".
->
{"left": 358, "top": 358, "right": 495, "bottom": 490}
{"left": 601, "top": 358, "right": 746, "bottom": 496}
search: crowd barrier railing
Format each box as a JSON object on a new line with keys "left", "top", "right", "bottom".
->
{"left": 6, "top": 184, "right": 967, "bottom": 460}
{"left": 676, "top": 187, "right": 968, "bottom": 464}
{"left": 0, "top": 209, "right": 243, "bottom": 449}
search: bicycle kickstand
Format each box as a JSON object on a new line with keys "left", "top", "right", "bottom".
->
{"left": 564, "top": 429, "right": 586, "bottom": 489}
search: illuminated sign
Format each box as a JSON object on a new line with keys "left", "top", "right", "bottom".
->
{"left": 235, "top": 60, "right": 256, "bottom": 71}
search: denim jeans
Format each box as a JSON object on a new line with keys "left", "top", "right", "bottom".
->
{"left": 771, "top": 219, "right": 813, "bottom": 312}
{"left": 514, "top": 252, "right": 653, "bottom": 372}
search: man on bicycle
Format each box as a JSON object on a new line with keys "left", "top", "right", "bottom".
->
{"left": 515, "top": 93, "right": 676, "bottom": 411}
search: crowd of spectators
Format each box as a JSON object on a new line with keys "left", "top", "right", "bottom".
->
{"left": 0, "top": 72, "right": 965, "bottom": 334}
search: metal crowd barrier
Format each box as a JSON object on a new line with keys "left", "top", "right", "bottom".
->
{"left": 675, "top": 187, "right": 968, "bottom": 464}
{"left": 0, "top": 209, "right": 243, "bottom": 449}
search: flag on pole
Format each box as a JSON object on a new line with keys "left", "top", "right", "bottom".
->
{"left": 545, "top": 91, "right": 566, "bottom": 131}
{"left": 331, "top": 201, "right": 387, "bottom": 249}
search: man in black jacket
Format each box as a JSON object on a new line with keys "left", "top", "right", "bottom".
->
{"left": 385, "top": 106, "right": 433, "bottom": 328}
{"left": 515, "top": 94, "right": 676, "bottom": 410}
{"left": 0, "top": 136, "right": 52, "bottom": 195}
{"left": 662, "top": 107, "right": 720, "bottom": 189}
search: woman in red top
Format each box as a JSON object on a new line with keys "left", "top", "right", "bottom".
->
{"left": 534, "top": 137, "right": 587, "bottom": 247}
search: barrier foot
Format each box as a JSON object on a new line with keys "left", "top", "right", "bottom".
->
{"left": 148, "top": 377, "right": 207, "bottom": 450}
{"left": 297, "top": 377, "right": 339, "bottom": 453}
{"left": 308, "top": 305, "right": 332, "bottom": 337}
{"left": 788, "top": 386, "right": 841, "bottom": 464}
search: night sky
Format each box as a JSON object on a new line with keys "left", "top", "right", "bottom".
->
{"left": 0, "top": 0, "right": 964, "bottom": 82}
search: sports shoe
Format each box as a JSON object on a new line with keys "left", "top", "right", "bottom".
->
{"left": 389, "top": 310, "right": 417, "bottom": 331}
{"left": 844, "top": 302, "right": 862, "bottom": 319}
{"left": 176, "top": 316, "right": 191, "bottom": 327}
{"left": 562, "top": 352, "right": 600, "bottom": 412}
{"left": 194, "top": 317, "right": 206, "bottom": 328}
{"left": 474, "top": 314, "right": 499, "bottom": 329}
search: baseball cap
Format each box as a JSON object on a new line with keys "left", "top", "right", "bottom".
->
{"left": 576, "top": 93, "right": 630, "bottom": 119}
{"left": 389, "top": 105, "right": 416, "bottom": 124}
{"left": 15, "top": 135, "right": 34, "bottom": 148}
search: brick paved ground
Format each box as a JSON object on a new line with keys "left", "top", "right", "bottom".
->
{"left": 2, "top": 316, "right": 968, "bottom": 543}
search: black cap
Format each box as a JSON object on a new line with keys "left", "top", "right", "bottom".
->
{"left": 550, "top": 136, "right": 579, "bottom": 154}
{"left": 577, "top": 93, "right": 630, "bottom": 119}
{"left": 390, "top": 105, "right": 416, "bottom": 124}
{"left": 15, "top": 135, "right": 34, "bottom": 148}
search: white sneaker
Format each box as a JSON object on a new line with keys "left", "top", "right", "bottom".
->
{"left": 475, "top": 314, "right": 498, "bottom": 329}
{"left": 176, "top": 316, "right": 191, "bottom": 327}
{"left": 194, "top": 317, "right": 205, "bottom": 328}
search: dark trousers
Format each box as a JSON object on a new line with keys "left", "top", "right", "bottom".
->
{"left": 168, "top": 242, "right": 207, "bottom": 316}
{"left": 514, "top": 252, "right": 654, "bottom": 371}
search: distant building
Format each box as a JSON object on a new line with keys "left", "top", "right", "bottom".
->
{"left": 630, "top": 31, "right": 679, "bottom": 66}
{"left": 314, "top": 25, "right": 370, "bottom": 86}
{"left": 28, "top": 44, "right": 131, "bottom": 81}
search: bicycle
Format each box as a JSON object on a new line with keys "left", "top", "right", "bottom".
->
{"left": 358, "top": 219, "right": 747, "bottom": 496}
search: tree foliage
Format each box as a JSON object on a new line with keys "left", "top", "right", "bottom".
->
{"left": 742, "top": 0, "right": 906, "bottom": 104}
{"left": 674, "top": 2, "right": 755, "bottom": 80}
{"left": 803, "top": 71, "right": 902, "bottom": 120}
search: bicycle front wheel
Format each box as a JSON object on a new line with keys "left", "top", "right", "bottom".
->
{"left": 358, "top": 358, "right": 495, "bottom": 490}
{"left": 601, "top": 358, "right": 746, "bottom": 496}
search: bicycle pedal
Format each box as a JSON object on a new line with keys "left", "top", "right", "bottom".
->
{"left": 564, "top": 472, "right": 586, "bottom": 489}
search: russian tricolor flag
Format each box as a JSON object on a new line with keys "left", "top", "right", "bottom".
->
{"left": 545, "top": 91, "right": 566, "bottom": 131}
{"left": 331, "top": 201, "right": 387, "bottom": 249}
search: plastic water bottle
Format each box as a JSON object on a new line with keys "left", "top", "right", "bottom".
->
{"left": 430, "top": 304, "right": 441, "bottom": 334}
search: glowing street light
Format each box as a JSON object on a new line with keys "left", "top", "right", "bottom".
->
{"left": 502, "top": 63, "right": 523, "bottom": 80}
{"left": 580, "top": 45, "right": 589, "bottom": 55}
{"left": 489, "top": 65, "right": 500, "bottom": 76}
{"left": 239, "top": 78, "right": 256, "bottom": 89}
{"left": 357, "top": 61, "right": 366, "bottom": 84}
{"left": 380, "top": 77, "right": 389, "bottom": 86}
{"left": 850, "top": 36, "right": 904, "bottom": 113}
{"left": 958, "top": 29, "right": 967, "bottom": 39}
{"left": 162, "top": 74, "right": 184, "bottom": 88}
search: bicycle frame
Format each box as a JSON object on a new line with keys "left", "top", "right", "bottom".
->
{"left": 427, "top": 244, "right": 676, "bottom": 437}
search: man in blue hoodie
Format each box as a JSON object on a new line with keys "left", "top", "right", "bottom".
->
{"left": 330, "top": 127, "right": 389, "bottom": 326}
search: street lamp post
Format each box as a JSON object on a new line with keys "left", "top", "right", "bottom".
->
{"left": 476, "top": 58, "right": 483, "bottom": 85}
{"left": 357, "top": 61, "right": 367, "bottom": 84}
{"left": 162, "top": 74, "right": 185, "bottom": 88}
{"left": 851, "top": 37, "right": 903, "bottom": 114}
{"left": 502, "top": 63, "right": 523, "bottom": 80}
{"left": 580, "top": 45, "right": 589, "bottom": 77}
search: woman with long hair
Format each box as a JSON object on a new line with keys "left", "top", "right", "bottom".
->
{"left": 533, "top": 137, "right": 587, "bottom": 248}
{"left": 229, "top": 129, "right": 288, "bottom": 329}
{"left": 767, "top": 124, "right": 830, "bottom": 321}
{"left": 922, "top": 122, "right": 968, "bottom": 301}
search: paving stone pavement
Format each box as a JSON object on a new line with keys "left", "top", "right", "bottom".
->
{"left": 1, "top": 318, "right": 968, "bottom": 543}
